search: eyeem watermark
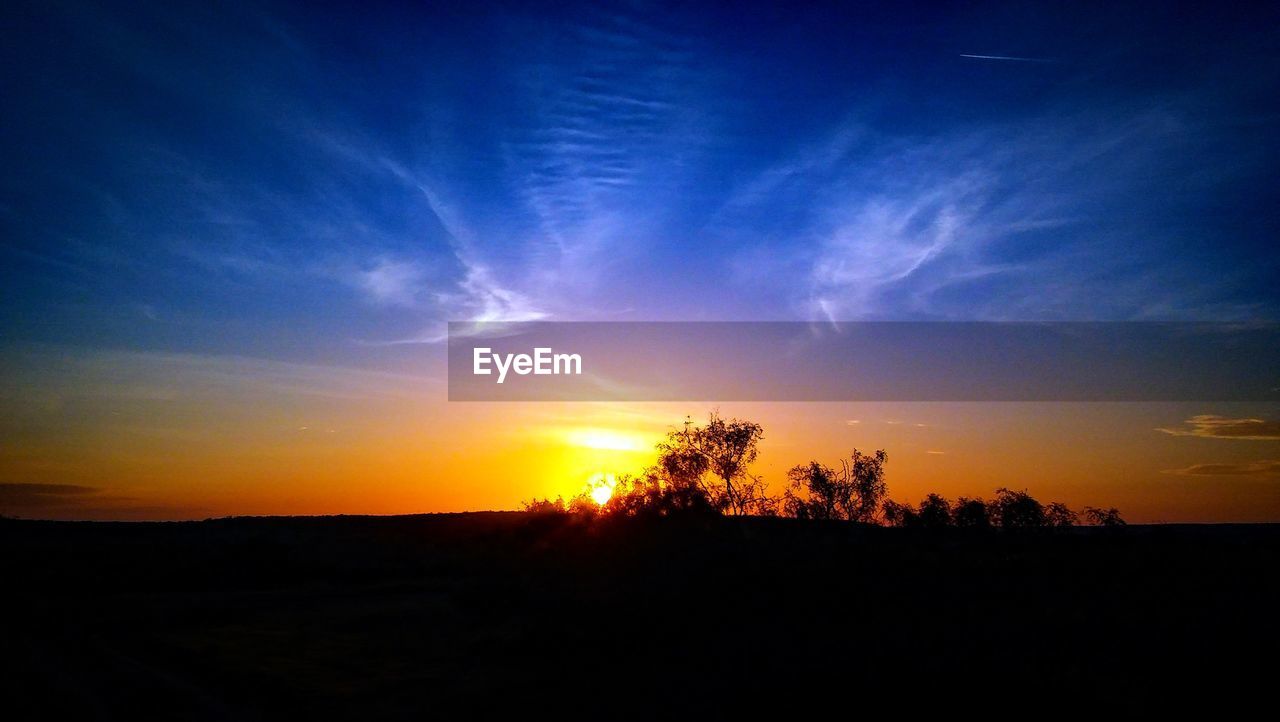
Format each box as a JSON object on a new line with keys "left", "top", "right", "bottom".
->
{"left": 473, "top": 347, "right": 582, "bottom": 384}
{"left": 449, "top": 321, "right": 1280, "bottom": 401}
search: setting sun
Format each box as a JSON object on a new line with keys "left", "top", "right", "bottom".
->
{"left": 590, "top": 484, "right": 613, "bottom": 506}
{"left": 587, "top": 472, "right": 617, "bottom": 505}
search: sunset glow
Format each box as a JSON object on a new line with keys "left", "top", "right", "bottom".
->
{"left": 564, "top": 428, "right": 651, "bottom": 452}
{"left": 4, "top": 4, "right": 1277, "bottom": 717}
{"left": 1, "top": 1, "right": 1277, "bottom": 524}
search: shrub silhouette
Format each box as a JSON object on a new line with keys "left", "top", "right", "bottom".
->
{"left": 953, "top": 497, "right": 991, "bottom": 529}
{"left": 559, "top": 413, "right": 771, "bottom": 519}
{"left": 881, "top": 490, "right": 1090, "bottom": 531}
{"left": 990, "top": 488, "right": 1046, "bottom": 529}
{"left": 657, "top": 413, "right": 769, "bottom": 516}
{"left": 917, "top": 493, "right": 953, "bottom": 529}
{"left": 523, "top": 496, "right": 566, "bottom": 514}
{"left": 881, "top": 494, "right": 953, "bottom": 529}
{"left": 522, "top": 491, "right": 602, "bottom": 516}
{"left": 539, "top": 412, "right": 1128, "bottom": 529}
{"left": 784, "top": 449, "right": 888, "bottom": 522}
{"left": 845, "top": 449, "right": 889, "bottom": 522}
{"left": 880, "top": 499, "right": 919, "bottom": 527}
{"left": 1045, "top": 502, "right": 1078, "bottom": 528}
{"left": 566, "top": 491, "right": 600, "bottom": 516}
{"left": 602, "top": 470, "right": 720, "bottom": 518}
{"left": 782, "top": 462, "right": 844, "bottom": 520}
{"left": 1083, "top": 506, "right": 1126, "bottom": 527}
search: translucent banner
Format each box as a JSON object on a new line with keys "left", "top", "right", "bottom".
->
{"left": 447, "top": 322, "right": 1280, "bottom": 401}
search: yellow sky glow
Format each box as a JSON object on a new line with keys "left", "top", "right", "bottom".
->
{"left": 2, "top": 348, "right": 1278, "bottom": 522}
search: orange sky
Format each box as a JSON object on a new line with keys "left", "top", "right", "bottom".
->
{"left": 2, "top": 345, "right": 1278, "bottom": 522}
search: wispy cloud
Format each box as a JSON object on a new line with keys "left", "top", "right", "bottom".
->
{"left": 0, "top": 481, "right": 209, "bottom": 519}
{"left": 1156, "top": 415, "right": 1280, "bottom": 441}
{"left": 959, "top": 54, "right": 1054, "bottom": 63}
{"left": 714, "top": 100, "right": 1270, "bottom": 322}
{"left": 809, "top": 168, "right": 989, "bottom": 321}
{"left": 1, "top": 347, "right": 437, "bottom": 410}
{"left": 495, "top": 3, "right": 710, "bottom": 301}
{"left": 0, "top": 483, "right": 101, "bottom": 507}
{"left": 448, "top": 266, "right": 547, "bottom": 324}
{"left": 139, "top": 1, "right": 716, "bottom": 349}
{"left": 0, "top": 483, "right": 187, "bottom": 520}
{"left": 1162, "top": 460, "right": 1280, "bottom": 477}
{"left": 309, "top": 136, "right": 550, "bottom": 334}
{"left": 354, "top": 257, "right": 429, "bottom": 307}
{"left": 10, "top": 0, "right": 1274, "bottom": 356}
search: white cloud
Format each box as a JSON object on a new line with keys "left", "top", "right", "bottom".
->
{"left": 456, "top": 265, "right": 547, "bottom": 323}
{"left": 721, "top": 103, "right": 1262, "bottom": 322}
{"left": 355, "top": 258, "right": 427, "bottom": 307}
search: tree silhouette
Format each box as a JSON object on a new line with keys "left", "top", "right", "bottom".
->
{"left": 783, "top": 449, "right": 888, "bottom": 522}
{"left": 846, "top": 449, "right": 889, "bottom": 522}
{"left": 566, "top": 491, "right": 599, "bottom": 515}
{"left": 535, "top": 412, "right": 1128, "bottom": 529}
{"left": 990, "top": 488, "right": 1046, "bottom": 529}
{"left": 952, "top": 497, "right": 991, "bottom": 529}
{"left": 602, "top": 470, "right": 719, "bottom": 518}
{"left": 523, "top": 496, "right": 566, "bottom": 514}
{"left": 658, "top": 413, "right": 767, "bottom": 516}
{"left": 917, "top": 493, "right": 953, "bottom": 529}
{"left": 1045, "top": 502, "right": 1078, "bottom": 528}
{"left": 879, "top": 494, "right": 952, "bottom": 529}
{"left": 881, "top": 500, "right": 919, "bottom": 527}
{"left": 783, "top": 462, "right": 843, "bottom": 520}
{"left": 1082, "top": 506, "right": 1126, "bottom": 527}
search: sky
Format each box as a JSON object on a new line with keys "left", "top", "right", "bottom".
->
{"left": 2, "top": 0, "right": 1278, "bottom": 521}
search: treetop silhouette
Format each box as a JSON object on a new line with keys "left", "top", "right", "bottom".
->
{"left": 523, "top": 411, "right": 1125, "bottom": 529}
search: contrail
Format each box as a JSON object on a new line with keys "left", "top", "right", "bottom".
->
{"left": 960, "top": 53, "right": 1053, "bottom": 63}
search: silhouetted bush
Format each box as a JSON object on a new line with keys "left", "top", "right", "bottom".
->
{"left": 783, "top": 462, "right": 844, "bottom": 520}
{"left": 657, "top": 413, "right": 771, "bottom": 515}
{"left": 523, "top": 497, "right": 567, "bottom": 514}
{"left": 881, "top": 500, "right": 919, "bottom": 527}
{"left": 881, "top": 489, "right": 1088, "bottom": 531}
{"left": 1045, "top": 502, "right": 1078, "bottom": 528}
{"left": 917, "top": 493, "right": 953, "bottom": 529}
{"left": 542, "top": 412, "right": 1127, "bottom": 530}
{"left": 522, "top": 491, "right": 600, "bottom": 517}
{"left": 990, "top": 488, "right": 1046, "bottom": 529}
{"left": 1083, "top": 506, "right": 1126, "bottom": 527}
{"left": 566, "top": 491, "right": 600, "bottom": 516}
{"left": 952, "top": 497, "right": 991, "bottom": 529}
{"left": 602, "top": 471, "right": 720, "bottom": 518}
{"left": 881, "top": 494, "right": 953, "bottom": 529}
{"left": 784, "top": 449, "right": 888, "bottom": 522}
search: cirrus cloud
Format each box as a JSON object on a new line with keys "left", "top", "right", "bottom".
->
{"left": 1162, "top": 460, "right": 1280, "bottom": 477}
{"left": 0, "top": 483, "right": 101, "bottom": 507}
{"left": 1156, "top": 415, "right": 1280, "bottom": 441}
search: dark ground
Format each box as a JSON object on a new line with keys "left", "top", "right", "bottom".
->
{"left": 2, "top": 513, "right": 1277, "bottom": 718}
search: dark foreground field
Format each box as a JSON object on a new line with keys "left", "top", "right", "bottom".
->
{"left": 2, "top": 513, "right": 1277, "bottom": 718}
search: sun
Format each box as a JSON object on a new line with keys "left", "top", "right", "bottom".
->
{"left": 586, "top": 472, "right": 616, "bottom": 505}
{"left": 590, "top": 484, "right": 613, "bottom": 506}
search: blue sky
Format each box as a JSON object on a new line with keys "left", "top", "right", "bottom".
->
{"left": 3, "top": 0, "right": 1278, "bottom": 365}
